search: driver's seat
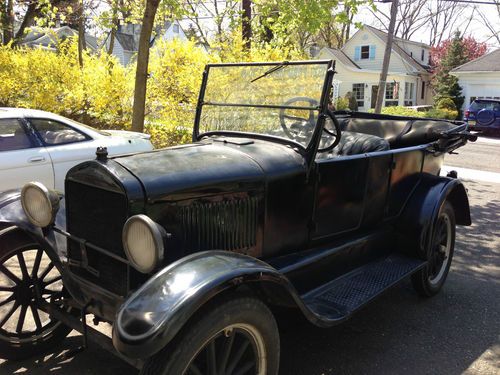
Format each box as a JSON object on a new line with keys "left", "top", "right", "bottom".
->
{"left": 329, "top": 131, "right": 390, "bottom": 156}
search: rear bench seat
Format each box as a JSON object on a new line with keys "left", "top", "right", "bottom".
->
{"left": 339, "top": 117, "right": 457, "bottom": 149}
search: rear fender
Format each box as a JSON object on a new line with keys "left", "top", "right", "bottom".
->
{"left": 396, "top": 174, "right": 471, "bottom": 258}
{"left": 112, "top": 251, "right": 311, "bottom": 359}
{"left": 0, "top": 189, "right": 67, "bottom": 261}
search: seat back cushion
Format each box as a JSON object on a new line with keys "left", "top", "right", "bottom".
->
{"left": 333, "top": 131, "right": 389, "bottom": 156}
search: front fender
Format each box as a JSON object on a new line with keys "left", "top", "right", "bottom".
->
{"left": 0, "top": 189, "right": 67, "bottom": 260}
{"left": 113, "top": 251, "right": 303, "bottom": 359}
{"left": 397, "top": 173, "right": 471, "bottom": 258}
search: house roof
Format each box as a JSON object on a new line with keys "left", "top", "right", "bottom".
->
{"left": 20, "top": 26, "right": 98, "bottom": 50}
{"left": 321, "top": 47, "right": 361, "bottom": 69}
{"left": 115, "top": 32, "right": 137, "bottom": 51}
{"left": 362, "top": 25, "right": 431, "bottom": 73}
{"left": 451, "top": 49, "right": 500, "bottom": 73}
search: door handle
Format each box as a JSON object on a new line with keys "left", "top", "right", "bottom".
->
{"left": 28, "top": 156, "right": 46, "bottom": 163}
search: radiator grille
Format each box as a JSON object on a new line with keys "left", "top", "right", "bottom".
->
{"left": 66, "top": 180, "right": 129, "bottom": 295}
{"left": 180, "top": 197, "right": 258, "bottom": 251}
{"left": 66, "top": 180, "right": 128, "bottom": 256}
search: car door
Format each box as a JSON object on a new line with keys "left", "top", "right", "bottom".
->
{"left": 28, "top": 118, "right": 99, "bottom": 192}
{"left": 0, "top": 118, "right": 54, "bottom": 192}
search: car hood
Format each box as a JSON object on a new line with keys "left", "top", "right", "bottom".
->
{"left": 112, "top": 137, "right": 306, "bottom": 200}
{"left": 104, "top": 130, "right": 151, "bottom": 140}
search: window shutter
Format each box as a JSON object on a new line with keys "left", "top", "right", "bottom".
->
{"left": 354, "top": 46, "right": 361, "bottom": 61}
{"left": 370, "top": 45, "right": 376, "bottom": 60}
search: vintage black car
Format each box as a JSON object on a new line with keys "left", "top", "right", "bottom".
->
{"left": 0, "top": 60, "right": 475, "bottom": 374}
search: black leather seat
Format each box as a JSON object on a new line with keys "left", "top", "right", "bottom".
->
{"left": 331, "top": 131, "right": 390, "bottom": 156}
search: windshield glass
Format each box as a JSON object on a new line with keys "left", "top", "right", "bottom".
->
{"left": 198, "top": 62, "right": 331, "bottom": 148}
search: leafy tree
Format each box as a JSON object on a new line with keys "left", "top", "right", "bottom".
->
{"left": 253, "top": 0, "right": 371, "bottom": 50}
{"left": 432, "top": 31, "right": 466, "bottom": 111}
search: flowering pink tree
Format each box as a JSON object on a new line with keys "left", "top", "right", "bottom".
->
{"left": 430, "top": 36, "right": 488, "bottom": 72}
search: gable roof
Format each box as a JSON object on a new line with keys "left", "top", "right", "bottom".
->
{"left": 451, "top": 49, "right": 500, "bottom": 73}
{"left": 362, "top": 25, "right": 431, "bottom": 73}
{"left": 321, "top": 47, "right": 361, "bottom": 69}
{"left": 20, "top": 26, "right": 98, "bottom": 51}
{"left": 115, "top": 32, "right": 136, "bottom": 51}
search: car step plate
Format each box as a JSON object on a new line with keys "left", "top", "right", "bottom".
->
{"left": 302, "top": 254, "right": 426, "bottom": 322}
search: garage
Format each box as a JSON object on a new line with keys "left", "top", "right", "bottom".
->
{"left": 450, "top": 49, "right": 500, "bottom": 110}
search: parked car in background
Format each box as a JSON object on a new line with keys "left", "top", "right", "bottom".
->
{"left": 0, "top": 108, "right": 153, "bottom": 192}
{"left": 464, "top": 99, "right": 500, "bottom": 135}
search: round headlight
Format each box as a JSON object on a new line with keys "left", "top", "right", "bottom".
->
{"left": 21, "top": 182, "right": 60, "bottom": 228}
{"left": 122, "top": 215, "right": 164, "bottom": 273}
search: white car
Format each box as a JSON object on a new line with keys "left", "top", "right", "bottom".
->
{"left": 0, "top": 108, "right": 154, "bottom": 192}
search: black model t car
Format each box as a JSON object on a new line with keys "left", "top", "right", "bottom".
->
{"left": 0, "top": 61, "right": 475, "bottom": 374}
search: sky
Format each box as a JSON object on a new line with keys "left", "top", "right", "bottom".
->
{"left": 354, "top": 1, "right": 500, "bottom": 49}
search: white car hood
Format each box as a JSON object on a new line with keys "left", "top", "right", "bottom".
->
{"left": 104, "top": 130, "right": 151, "bottom": 140}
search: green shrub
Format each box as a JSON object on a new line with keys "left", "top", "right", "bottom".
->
{"left": 424, "top": 108, "right": 458, "bottom": 120}
{"left": 344, "top": 91, "right": 358, "bottom": 111}
{"left": 335, "top": 97, "right": 350, "bottom": 110}
{"left": 368, "top": 106, "right": 427, "bottom": 118}
{"left": 435, "top": 97, "right": 457, "bottom": 111}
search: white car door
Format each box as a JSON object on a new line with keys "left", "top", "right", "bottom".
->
{"left": 0, "top": 118, "right": 54, "bottom": 192}
{"left": 28, "top": 118, "right": 103, "bottom": 192}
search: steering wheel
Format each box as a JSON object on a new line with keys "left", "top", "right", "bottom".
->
{"left": 279, "top": 97, "right": 319, "bottom": 140}
{"left": 317, "top": 109, "right": 342, "bottom": 153}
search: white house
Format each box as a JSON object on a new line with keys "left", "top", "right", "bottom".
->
{"left": 450, "top": 49, "right": 500, "bottom": 111}
{"left": 318, "top": 25, "right": 433, "bottom": 110}
{"left": 104, "top": 20, "right": 187, "bottom": 65}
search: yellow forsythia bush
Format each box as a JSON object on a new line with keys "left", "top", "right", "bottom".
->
{"left": 0, "top": 36, "right": 305, "bottom": 148}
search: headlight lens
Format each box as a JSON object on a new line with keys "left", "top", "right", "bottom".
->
{"left": 122, "top": 215, "right": 164, "bottom": 273}
{"left": 21, "top": 182, "right": 60, "bottom": 227}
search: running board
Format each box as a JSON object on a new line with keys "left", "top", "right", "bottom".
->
{"left": 301, "top": 254, "right": 426, "bottom": 324}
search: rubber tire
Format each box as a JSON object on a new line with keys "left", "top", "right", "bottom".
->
{"left": 141, "top": 296, "right": 280, "bottom": 375}
{"left": 0, "top": 227, "right": 72, "bottom": 360}
{"left": 411, "top": 201, "right": 456, "bottom": 297}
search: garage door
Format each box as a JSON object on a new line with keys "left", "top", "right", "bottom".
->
{"left": 469, "top": 84, "right": 500, "bottom": 102}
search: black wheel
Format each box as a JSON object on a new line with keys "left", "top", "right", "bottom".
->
{"left": 141, "top": 296, "right": 280, "bottom": 375}
{"left": 0, "top": 227, "right": 71, "bottom": 360}
{"left": 412, "top": 201, "right": 456, "bottom": 297}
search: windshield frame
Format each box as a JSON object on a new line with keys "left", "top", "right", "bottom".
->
{"left": 193, "top": 60, "right": 335, "bottom": 156}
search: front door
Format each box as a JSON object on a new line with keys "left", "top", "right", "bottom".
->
{"left": 371, "top": 85, "right": 379, "bottom": 108}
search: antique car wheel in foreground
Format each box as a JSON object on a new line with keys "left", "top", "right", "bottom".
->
{"left": 141, "top": 297, "right": 280, "bottom": 375}
{"left": 0, "top": 228, "right": 71, "bottom": 360}
{"left": 412, "top": 201, "right": 456, "bottom": 297}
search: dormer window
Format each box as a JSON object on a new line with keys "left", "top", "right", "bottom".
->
{"left": 361, "top": 45, "right": 370, "bottom": 59}
{"left": 354, "top": 45, "right": 375, "bottom": 61}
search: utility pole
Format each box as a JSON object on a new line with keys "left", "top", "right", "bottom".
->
{"left": 374, "top": 0, "right": 398, "bottom": 114}
{"left": 242, "top": 0, "right": 252, "bottom": 49}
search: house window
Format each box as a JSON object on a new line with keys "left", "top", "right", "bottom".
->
{"left": 404, "top": 82, "right": 415, "bottom": 106}
{"left": 385, "top": 82, "right": 399, "bottom": 107}
{"left": 352, "top": 84, "right": 365, "bottom": 108}
{"left": 421, "top": 49, "right": 425, "bottom": 61}
{"left": 173, "top": 24, "right": 180, "bottom": 33}
{"left": 361, "top": 45, "right": 370, "bottom": 59}
{"left": 421, "top": 81, "right": 425, "bottom": 100}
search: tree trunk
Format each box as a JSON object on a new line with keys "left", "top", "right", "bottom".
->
{"left": 242, "top": 0, "right": 252, "bottom": 49}
{"left": 1, "top": 0, "right": 14, "bottom": 45}
{"left": 77, "top": 0, "right": 86, "bottom": 67}
{"left": 374, "top": 0, "right": 399, "bottom": 114}
{"left": 108, "top": 7, "right": 119, "bottom": 55}
{"left": 131, "top": 0, "right": 160, "bottom": 133}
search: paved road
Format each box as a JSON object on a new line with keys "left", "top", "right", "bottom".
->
{"left": 1, "top": 136, "right": 499, "bottom": 375}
